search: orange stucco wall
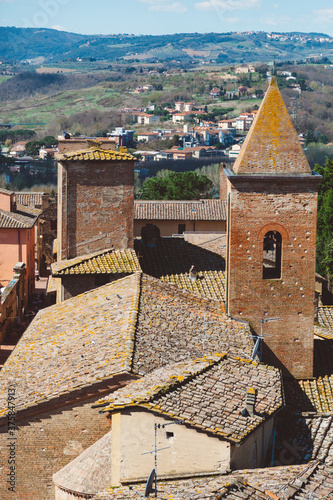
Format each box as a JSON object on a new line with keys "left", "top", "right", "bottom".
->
{"left": 0, "top": 227, "right": 35, "bottom": 305}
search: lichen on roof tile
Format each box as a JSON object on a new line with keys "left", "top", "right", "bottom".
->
{"left": 233, "top": 77, "right": 312, "bottom": 176}
{"left": 55, "top": 146, "right": 136, "bottom": 162}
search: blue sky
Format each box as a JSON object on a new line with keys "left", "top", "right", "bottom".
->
{"left": 1, "top": 0, "right": 333, "bottom": 36}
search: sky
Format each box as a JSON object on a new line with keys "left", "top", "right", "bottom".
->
{"left": 1, "top": 0, "right": 333, "bottom": 37}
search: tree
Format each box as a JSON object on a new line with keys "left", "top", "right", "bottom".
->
{"left": 315, "top": 158, "right": 333, "bottom": 288}
{"left": 139, "top": 171, "right": 213, "bottom": 200}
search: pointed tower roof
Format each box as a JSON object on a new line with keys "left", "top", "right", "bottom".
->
{"left": 233, "top": 77, "right": 311, "bottom": 175}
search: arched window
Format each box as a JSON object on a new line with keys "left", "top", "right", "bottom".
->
{"left": 263, "top": 231, "right": 282, "bottom": 279}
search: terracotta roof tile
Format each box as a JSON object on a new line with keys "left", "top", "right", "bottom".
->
{"left": 134, "top": 200, "right": 227, "bottom": 221}
{"left": 233, "top": 78, "right": 312, "bottom": 176}
{"left": 15, "top": 191, "right": 44, "bottom": 208}
{"left": 0, "top": 208, "right": 37, "bottom": 228}
{"left": 52, "top": 248, "right": 141, "bottom": 276}
{"left": 55, "top": 147, "right": 136, "bottom": 162}
{"left": 316, "top": 306, "right": 333, "bottom": 339}
{"left": 0, "top": 273, "right": 252, "bottom": 415}
{"left": 97, "top": 355, "right": 283, "bottom": 443}
{"left": 135, "top": 238, "right": 226, "bottom": 302}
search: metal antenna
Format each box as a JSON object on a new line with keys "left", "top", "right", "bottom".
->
{"left": 251, "top": 317, "right": 282, "bottom": 361}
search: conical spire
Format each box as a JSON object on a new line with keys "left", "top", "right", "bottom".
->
{"left": 233, "top": 77, "right": 311, "bottom": 175}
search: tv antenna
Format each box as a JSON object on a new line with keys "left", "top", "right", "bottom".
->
{"left": 140, "top": 420, "right": 184, "bottom": 497}
{"left": 251, "top": 317, "right": 282, "bottom": 360}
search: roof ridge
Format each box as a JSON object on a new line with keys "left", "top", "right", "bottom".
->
{"left": 126, "top": 271, "right": 142, "bottom": 374}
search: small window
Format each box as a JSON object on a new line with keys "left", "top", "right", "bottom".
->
{"left": 178, "top": 224, "right": 186, "bottom": 234}
{"left": 263, "top": 231, "right": 282, "bottom": 279}
{"left": 166, "top": 431, "right": 174, "bottom": 440}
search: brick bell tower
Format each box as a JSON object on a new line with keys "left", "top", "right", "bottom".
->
{"left": 224, "top": 77, "right": 321, "bottom": 379}
{"left": 56, "top": 139, "right": 136, "bottom": 261}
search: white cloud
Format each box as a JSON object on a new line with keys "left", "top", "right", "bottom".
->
{"left": 225, "top": 16, "right": 239, "bottom": 22}
{"left": 51, "top": 25, "right": 67, "bottom": 31}
{"left": 195, "top": 0, "right": 259, "bottom": 11}
{"left": 138, "top": 0, "right": 187, "bottom": 13}
{"left": 313, "top": 8, "right": 333, "bottom": 23}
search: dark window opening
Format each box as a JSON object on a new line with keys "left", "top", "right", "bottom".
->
{"left": 263, "top": 231, "right": 282, "bottom": 279}
{"left": 178, "top": 224, "right": 186, "bottom": 234}
{"left": 166, "top": 431, "right": 174, "bottom": 439}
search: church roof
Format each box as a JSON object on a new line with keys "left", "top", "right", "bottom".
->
{"left": 51, "top": 248, "right": 141, "bottom": 276}
{"left": 55, "top": 146, "right": 136, "bottom": 162}
{"left": 96, "top": 354, "right": 284, "bottom": 443}
{"left": 233, "top": 77, "right": 312, "bottom": 176}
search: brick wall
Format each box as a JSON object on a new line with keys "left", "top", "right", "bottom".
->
{"left": 58, "top": 159, "right": 134, "bottom": 260}
{"left": 0, "top": 397, "right": 111, "bottom": 500}
{"left": 227, "top": 176, "right": 319, "bottom": 379}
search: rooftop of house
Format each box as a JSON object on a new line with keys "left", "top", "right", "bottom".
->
{"left": 134, "top": 238, "right": 226, "bottom": 302}
{"left": 55, "top": 146, "right": 136, "bottom": 162}
{"left": 0, "top": 272, "right": 252, "bottom": 416}
{"left": 0, "top": 208, "right": 37, "bottom": 229}
{"left": 96, "top": 354, "right": 283, "bottom": 443}
{"left": 53, "top": 432, "right": 111, "bottom": 496}
{"left": 0, "top": 187, "right": 14, "bottom": 195}
{"left": 134, "top": 199, "right": 227, "bottom": 221}
{"left": 316, "top": 306, "right": 333, "bottom": 340}
{"left": 51, "top": 248, "right": 141, "bottom": 276}
{"left": 14, "top": 191, "right": 45, "bottom": 209}
{"left": 92, "top": 462, "right": 333, "bottom": 499}
{"left": 233, "top": 77, "right": 312, "bottom": 176}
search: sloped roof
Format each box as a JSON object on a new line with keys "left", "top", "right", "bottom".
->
{"left": 233, "top": 77, "right": 312, "bottom": 176}
{"left": 132, "top": 274, "right": 251, "bottom": 376}
{"left": 135, "top": 238, "right": 226, "bottom": 302}
{"left": 52, "top": 248, "right": 141, "bottom": 276}
{"left": 97, "top": 355, "right": 283, "bottom": 443}
{"left": 15, "top": 191, "right": 44, "bottom": 208}
{"left": 53, "top": 432, "right": 111, "bottom": 496}
{"left": 134, "top": 200, "right": 227, "bottom": 221}
{"left": 0, "top": 188, "right": 14, "bottom": 195}
{"left": 93, "top": 464, "right": 318, "bottom": 499}
{"left": 0, "top": 208, "right": 37, "bottom": 228}
{"left": 0, "top": 273, "right": 141, "bottom": 416}
{"left": 316, "top": 306, "right": 333, "bottom": 340}
{"left": 0, "top": 273, "right": 252, "bottom": 416}
{"left": 55, "top": 146, "right": 136, "bottom": 162}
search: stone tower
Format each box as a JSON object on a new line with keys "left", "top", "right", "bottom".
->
{"left": 56, "top": 139, "right": 136, "bottom": 261}
{"left": 223, "top": 78, "right": 321, "bottom": 379}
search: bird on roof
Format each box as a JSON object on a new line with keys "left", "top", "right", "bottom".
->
{"left": 189, "top": 265, "right": 197, "bottom": 282}
{"left": 62, "top": 131, "right": 71, "bottom": 140}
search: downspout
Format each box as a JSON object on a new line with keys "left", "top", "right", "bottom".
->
{"left": 17, "top": 229, "right": 22, "bottom": 262}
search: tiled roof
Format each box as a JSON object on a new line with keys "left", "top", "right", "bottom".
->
{"left": 53, "top": 432, "right": 111, "bottom": 496}
{"left": 277, "top": 410, "right": 333, "bottom": 468}
{"left": 132, "top": 274, "right": 252, "bottom": 375}
{"left": 52, "top": 248, "right": 141, "bottom": 276}
{"left": 0, "top": 208, "right": 37, "bottom": 228}
{"left": 233, "top": 77, "right": 312, "bottom": 175}
{"left": 15, "top": 191, "right": 44, "bottom": 208}
{"left": 134, "top": 200, "right": 227, "bottom": 221}
{"left": 135, "top": 238, "right": 226, "bottom": 302}
{"left": 0, "top": 187, "right": 14, "bottom": 195}
{"left": 316, "top": 306, "right": 333, "bottom": 339}
{"left": 94, "top": 465, "right": 317, "bottom": 499}
{"left": 0, "top": 273, "right": 141, "bottom": 415}
{"left": 55, "top": 146, "right": 136, "bottom": 162}
{"left": 16, "top": 204, "right": 42, "bottom": 217}
{"left": 284, "top": 340, "right": 333, "bottom": 413}
{"left": 196, "top": 234, "right": 227, "bottom": 257}
{"left": 0, "top": 273, "right": 253, "bottom": 415}
{"left": 98, "top": 354, "right": 283, "bottom": 443}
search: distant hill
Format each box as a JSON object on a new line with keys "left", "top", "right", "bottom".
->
{"left": 1, "top": 27, "right": 333, "bottom": 65}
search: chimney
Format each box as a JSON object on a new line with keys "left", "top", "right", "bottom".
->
{"left": 189, "top": 265, "right": 197, "bottom": 282}
{"left": 246, "top": 387, "right": 256, "bottom": 417}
